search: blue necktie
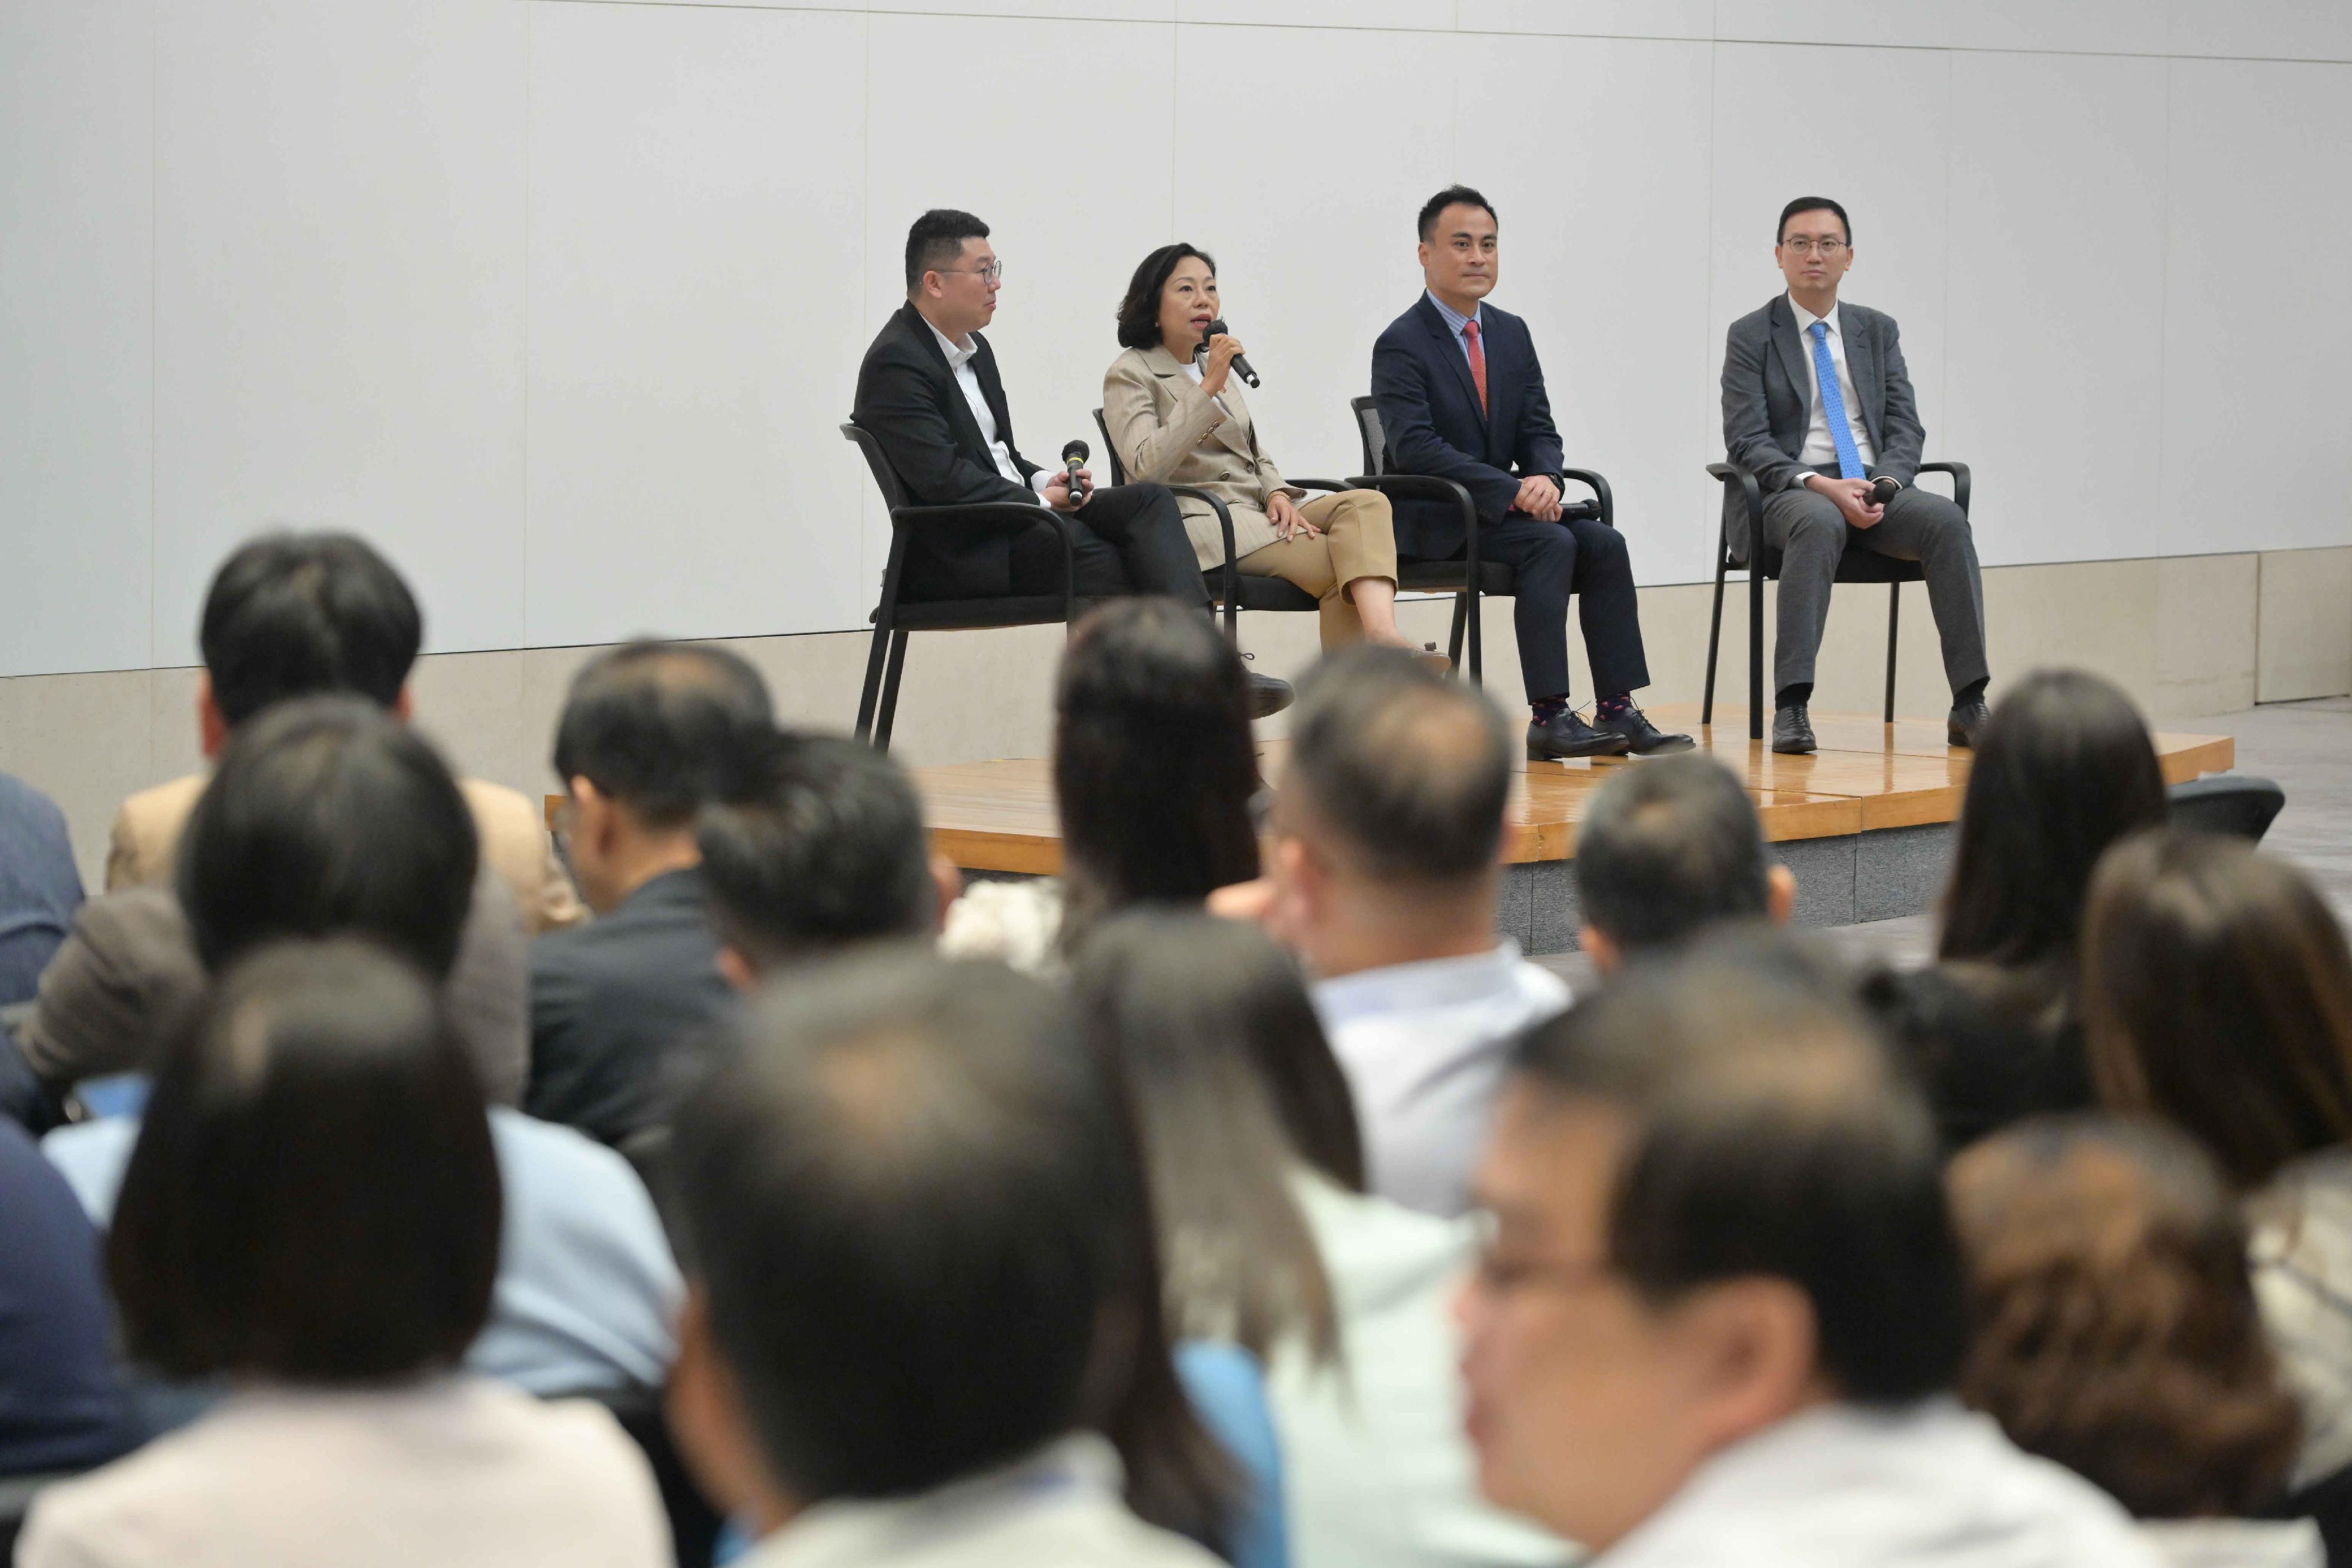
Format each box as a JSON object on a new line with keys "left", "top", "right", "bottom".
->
{"left": 1808, "top": 319, "right": 1865, "bottom": 480}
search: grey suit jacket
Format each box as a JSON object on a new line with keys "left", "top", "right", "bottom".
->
{"left": 1719, "top": 295, "right": 1925, "bottom": 551}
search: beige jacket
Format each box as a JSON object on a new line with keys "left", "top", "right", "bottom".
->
{"left": 1103, "top": 343, "right": 1305, "bottom": 571}
{"left": 108, "top": 771, "right": 584, "bottom": 934}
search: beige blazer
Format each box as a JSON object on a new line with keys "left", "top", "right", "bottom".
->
{"left": 108, "top": 771, "right": 586, "bottom": 934}
{"left": 1103, "top": 344, "right": 1305, "bottom": 572}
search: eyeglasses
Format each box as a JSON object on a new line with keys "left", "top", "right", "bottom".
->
{"left": 942, "top": 261, "right": 1004, "bottom": 283}
{"left": 1782, "top": 238, "right": 1848, "bottom": 257}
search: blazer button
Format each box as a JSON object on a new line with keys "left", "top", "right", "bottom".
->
{"left": 1222, "top": 470, "right": 1238, "bottom": 480}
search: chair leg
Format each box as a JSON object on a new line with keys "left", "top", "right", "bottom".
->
{"left": 1446, "top": 593, "right": 1469, "bottom": 677}
{"left": 1702, "top": 558, "right": 1728, "bottom": 727}
{"left": 854, "top": 618, "right": 893, "bottom": 741}
{"left": 874, "top": 630, "right": 910, "bottom": 754}
{"left": 1466, "top": 588, "right": 1484, "bottom": 687}
{"left": 1885, "top": 583, "right": 1900, "bottom": 726}
{"left": 1748, "top": 567, "right": 1765, "bottom": 743}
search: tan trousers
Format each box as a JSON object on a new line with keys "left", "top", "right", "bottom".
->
{"left": 1234, "top": 489, "right": 1401, "bottom": 650}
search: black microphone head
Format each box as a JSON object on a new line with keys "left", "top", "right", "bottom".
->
{"left": 1869, "top": 476, "right": 1900, "bottom": 506}
{"left": 1203, "top": 319, "right": 1229, "bottom": 340}
{"left": 1062, "top": 439, "right": 1090, "bottom": 464}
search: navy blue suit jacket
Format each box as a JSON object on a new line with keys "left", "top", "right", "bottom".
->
{"left": 1369, "top": 295, "right": 1566, "bottom": 559}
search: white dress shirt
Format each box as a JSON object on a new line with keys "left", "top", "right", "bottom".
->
{"left": 737, "top": 1433, "right": 1223, "bottom": 1568}
{"left": 1314, "top": 942, "right": 1570, "bottom": 1219}
{"left": 925, "top": 319, "right": 1052, "bottom": 503}
{"left": 1597, "top": 1399, "right": 2165, "bottom": 1568}
{"left": 1788, "top": 295, "right": 1877, "bottom": 486}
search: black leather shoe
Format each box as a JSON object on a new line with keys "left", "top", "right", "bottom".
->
{"left": 1947, "top": 697, "right": 1990, "bottom": 748}
{"left": 1528, "top": 710, "right": 1633, "bottom": 761}
{"left": 1772, "top": 703, "right": 1817, "bottom": 755}
{"left": 1246, "top": 669, "right": 1294, "bottom": 719}
{"left": 1592, "top": 705, "right": 1696, "bottom": 757}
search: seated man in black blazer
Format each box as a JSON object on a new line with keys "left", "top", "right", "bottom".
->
{"left": 1372, "top": 186, "right": 1688, "bottom": 761}
{"left": 854, "top": 208, "right": 1289, "bottom": 717}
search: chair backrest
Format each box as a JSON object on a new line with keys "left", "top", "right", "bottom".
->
{"left": 2167, "top": 775, "right": 2287, "bottom": 843}
{"left": 1349, "top": 396, "right": 1388, "bottom": 476}
{"left": 1091, "top": 408, "right": 1130, "bottom": 486}
{"left": 841, "top": 422, "right": 911, "bottom": 512}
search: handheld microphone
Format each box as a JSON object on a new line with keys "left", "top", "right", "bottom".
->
{"left": 1202, "top": 319, "right": 1261, "bottom": 389}
{"left": 1061, "top": 439, "right": 1090, "bottom": 503}
{"left": 1867, "top": 476, "right": 1901, "bottom": 507}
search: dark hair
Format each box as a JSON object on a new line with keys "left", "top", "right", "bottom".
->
{"left": 1575, "top": 754, "right": 1772, "bottom": 953}
{"left": 1778, "top": 196, "right": 1852, "bottom": 245}
{"left": 198, "top": 531, "right": 423, "bottom": 727}
{"left": 1949, "top": 1115, "right": 2302, "bottom": 1517}
{"left": 2083, "top": 830, "right": 2352, "bottom": 1191}
{"left": 1073, "top": 912, "right": 1361, "bottom": 1365}
{"left": 1115, "top": 243, "right": 1217, "bottom": 353}
{"left": 1861, "top": 964, "right": 2094, "bottom": 1156}
{"left": 1054, "top": 601, "right": 1260, "bottom": 947}
{"left": 176, "top": 696, "right": 477, "bottom": 979}
{"left": 698, "top": 731, "right": 935, "bottom": 968}
{"left": 551, "top": 640, "right": 775, "bottom": 829}
{"left": 109, "top": 939, "right": 500, "bottom": 1383}
{"left": 672, "top": 950, "right": 1235, "bottom": 1540}
{"left": 1939, "top": 670, "right": 2167, "bottom": 971}
{"left": 1285, "top": 646, "right": 1512, "bottom": 885}
{"left": 1417, "top": 185, "right": 1496, "bottom": 242}
{"left": 904, "top": 208, "right": 989, "bottom": 295}
{"left": 1514, "top": 932, "right": 1968, "bottom": 1404}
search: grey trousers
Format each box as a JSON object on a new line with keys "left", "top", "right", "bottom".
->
{"left": 1759, "top": 479, "right": 1989, "bottom": 699}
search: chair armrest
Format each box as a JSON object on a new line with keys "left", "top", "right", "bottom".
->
{"left": 1345, "top": 473, "right": 1482, "bottom": 571}
{"left": 1285, "top": 477, "right": 1349, "bottom": 494}
{"left": 886, "top": 500, "right": 1060, "bottom": 533}
{"left": 1705, "top": 462, "right": 1767, "bottom": 533}
{"left": 1558, "top": 468, "right": 1611, "bottom": 528}
{"left": 1915, "top": 461, "right": 1971, "bottom": 517}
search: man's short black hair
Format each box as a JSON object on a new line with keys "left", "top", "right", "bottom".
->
{"left": 1418, "top": 185, "right": 1497, "bottom": 242}
{"left": 550, "top": 640, "right": 774, "bottom": 829}
{"left": 109, "top": 938, "right": 501, "bottom": 1383}
{"left": 672, "top": 951, "right": 1164, "bottom": 1500}
{"left": 198, "top": 531, "right": 423, "bottom": 727}
{"left": 1285, "top": 646, "right": 1512, "bottom": 885}
{"left": 1514, "top": 932, "right": 1967, "bottom": 1405}
{"left": 1575, "top": 754, "right": 1772, "bottom": 954}
{"left": 1778, "top": 196, "right": 1852, "bottom": 245}
{"left": 904, "top": 208, "right": 990, "bottom": 295}
{"left": 177, "top": 696, "right": 477, "bottom": 979}
{"left": 698, "top": 733, "right": 935, "bottom": 968}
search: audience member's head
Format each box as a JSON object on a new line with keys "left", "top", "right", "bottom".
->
{"left": 551, "top": 640, "right": 774, "bottom": 914}
{"left": 1861, "top": 964, "right": 2092, "bottom": 1156}
{"left": 1073, "top": 912, "right": 1362, "bottom": 1364}
{"left": 697, "top": 731, "right": 953, "bottom": 986}
{"left": 195, "top": 530, "right": 424, "bottom": 752}
{"left": 1463, "top": 932, "right": 1965, "bottom": 1551}
{"left": 1573, "top": 753, "right": 1795, "bottom": 973}
{"left": 176, "top": 696, "right": 477, "bottom": 979}
{"left": 2083, "top": 829, "right": 2352, "bottom": 1192}
{"left": 1939, "top": 669, "right": 2166, "bottom": 972}
{"left": 1948, "top": 1115, "right": 2301, "bottom": 1519}
{"left": 109, "top": 938, "right": 499, "bottom": 1384}
{"left": 1055, "top": 600, "right": 1260, "bottom": 949}
{"left": 666, "top": 950, "right": 1234, "bottom": 1546}
{"left": 1267, "top": 646, "right": 1513, "bottom": 978}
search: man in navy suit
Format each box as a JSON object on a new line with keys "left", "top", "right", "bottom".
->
{"left": 1372, "top": 186, "right": 1688, "bottom": 761}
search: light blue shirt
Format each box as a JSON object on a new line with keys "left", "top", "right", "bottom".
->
{"left": 1424, "top": 290, "right": 1485, "bottom": 375}
{"left": 44, "top": 1106, "right": 681, "bottom": 1395}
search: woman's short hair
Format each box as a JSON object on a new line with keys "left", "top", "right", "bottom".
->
{"left": 1054, "top": 600, "right": 1259, "bottom": 947}
{"left": 1938, "top": 670, "right": 2166, "bottom": 972}
{"left": 1116, "top": 243, "right": 1215, "bottom": 352}
{"left": 1949, "top": 1115, "right": 2302, "bottom": 1517}
{"left": 109, "top": 938, "right": 500, "bottom": 1383}
{"left": 2083, "top": 828, "right": 2352, "bottom": 1190}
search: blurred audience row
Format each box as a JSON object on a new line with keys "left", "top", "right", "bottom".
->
{"left": 0, "top": 530, "right": 2346, "bottom": 1568}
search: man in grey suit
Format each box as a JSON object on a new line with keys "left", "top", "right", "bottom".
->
{"left": 1721, "top": 197, "right": 1989, "bottom": 755}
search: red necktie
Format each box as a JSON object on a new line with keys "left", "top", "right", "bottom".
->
{"left": 1464, "top": 318, "right": 1488, "bottom": 413}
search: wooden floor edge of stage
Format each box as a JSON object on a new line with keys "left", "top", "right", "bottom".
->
{"left": 913, "top": 702, "right": 2237, "bottom": 878}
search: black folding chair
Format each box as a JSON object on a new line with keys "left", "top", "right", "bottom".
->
{"left": 2168, "top": 774, "right": 2287, "bottom": 842}
{"left": 1702, "top": 460, "right": 1970, "bottom": 740}
{"left": 1349, "top": 396, "right": 1613, "bottom": 687}
{"left": 841, "top": 423, "right": 1078, "bottom": 753}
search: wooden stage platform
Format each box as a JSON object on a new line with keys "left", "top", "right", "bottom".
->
{"left": 914, "top": 702, "right": 2236, "bottom": 879}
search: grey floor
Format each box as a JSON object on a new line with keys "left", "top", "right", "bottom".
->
{"left": 1533, "top": 696, "right": 2352, "bottom": 995}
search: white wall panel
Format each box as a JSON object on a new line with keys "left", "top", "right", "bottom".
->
{"left": 2169, "top": 1, "right": 2352, "bottom": 63}
{"left": 151, "top": 0, "right": 529, "bottom": 664}
{"left": 1460, "top": 1, "right": 1712, "bottom": 40}
{"left": 1945, "top": 0, "right": 2167, "bottom": 56}
{"left": 1711, "top": 0, "right": 1949, "bottom": 51}
{"left": 2159, "top": 57, "right": 2352, "bottom": 556}
{"left": 524, "top": 2, "right": 868, "bottom": 648}
{"left": 1176, "top": 0, "right": 1444, "bottom": 29}
{"left": 0, "top": 0, "right": 153, "bottom": 678}
{"left": 1472, "top": 35, "right": 1716, "bottom": 586}
{"left": 1943, "top": 51, "right": 2168, "bottom": 567}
